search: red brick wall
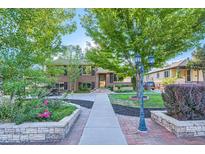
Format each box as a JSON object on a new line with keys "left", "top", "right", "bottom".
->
{"left": 76, "top": 75, "right": 96, "bottom": 90}
{"left": 57, "top": 75, "right": 68, "bottom": 82}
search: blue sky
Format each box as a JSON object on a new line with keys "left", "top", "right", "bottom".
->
{"left": 62, "top": 8, "right": 202, "bottom": 64}
{"left": 62, "top": 9, "right": 91, "bottom": 51}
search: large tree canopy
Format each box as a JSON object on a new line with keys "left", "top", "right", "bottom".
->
{"left": 188, "top": 45, "right": 205, "bottom": 81}
{"left": 81, "top": 9, "right": 205, "bottom": 77}
{"left": 0, "top": 9, "right": 76, "bottom": 101}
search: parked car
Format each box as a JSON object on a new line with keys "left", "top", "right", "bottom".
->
{"left": 144, "top": 81, "right": 155, "bottom": 90}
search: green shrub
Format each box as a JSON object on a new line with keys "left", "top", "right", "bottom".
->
{"left": 107, "top": 85, "right": 113, "bottom": 91}
{"left": 79, "top": 84, "right": 90, "bottom": 92}
{"left": 162, "top": 84, "right": 205, "bottom": 120}
{"left": 114, "top": 89, "right": 134, "bottom": 93}
{"left": 0, "top": 101, "right": 19, "bottom": 122}
{"left": 161, "top": 77, "right": 177, "bottom": 86}
{"left": 114, "top": 84, "right": 131, "bottom": 90}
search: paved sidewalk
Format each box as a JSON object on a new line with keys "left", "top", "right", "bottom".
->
{"left": 79, "top": 93, "right": 127, "bottom": 145}
{"left": 117, "top": 114, "right": 205, "bottom": 145}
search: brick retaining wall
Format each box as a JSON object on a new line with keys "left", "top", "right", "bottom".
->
{"left": 0, "top": 105, "right": 80, "bottom": 144}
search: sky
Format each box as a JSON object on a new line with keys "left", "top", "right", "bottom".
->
{"left": 62, "top": 9, "right": 92, "bottom": 52}
{"left": 61, "top": 8, "right": 202, "bottom": 64}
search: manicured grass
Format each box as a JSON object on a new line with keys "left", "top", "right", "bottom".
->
{"left": 109, "top": 92, "right": 164, "bottom": 108}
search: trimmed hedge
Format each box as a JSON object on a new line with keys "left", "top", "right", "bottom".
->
{"left": 162, "top": 84, "right": 205, "bottom": 120}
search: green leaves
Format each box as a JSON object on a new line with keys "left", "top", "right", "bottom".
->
{"left": 188, "top": 45, "right": 205, "bottom": 81}
{"left": 0, "top": 9, "right": 76, "bottom": 100}
{"left": 63, "top": 45, "right": 82, "bottom": 85}
{"left": 82, "top": 9, "right": 205, "bottom": 77}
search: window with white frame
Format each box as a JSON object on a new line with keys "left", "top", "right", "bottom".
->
{"left": 164, "top": 70, "right": 170, "bottom": 78}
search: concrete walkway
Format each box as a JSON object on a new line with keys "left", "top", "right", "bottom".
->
{"left": 79, "top": 93, "right": 127, "bottom": 145}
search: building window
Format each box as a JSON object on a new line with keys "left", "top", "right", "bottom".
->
{"left": 82, "top": 66, "right": 92, "bottom": 75}
{"left": 91, "top": 82, "right": 95, "bottom": 89}
{"left": 114, "top": 74, "right": 117, "bottom": 81}
{"left": 78, "top": 82, "right": 92, "bottom": 90}
{"left": 187, "top": 69, "right": 191, "bottom": 81}
{"left": 110, "top": 73, "right": 114, "bottom": 83}
{"left": 156, "top": 73, "right": 159, "bottom": 78}
{"left": 64, "top": 82, "right": 68, "bottom": 90}
{"left": 164, "top": 70, "right": 170, "bottom": 78}
{"left": 55, "top": 82, "right": 64, "bottom": 90}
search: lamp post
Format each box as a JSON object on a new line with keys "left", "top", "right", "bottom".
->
{"left": 135, "top": 54, "right": 155, "bottom": 132}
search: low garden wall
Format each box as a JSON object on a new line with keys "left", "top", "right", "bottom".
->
{"left": 151, "top": 111, "right": 205, "bottom": 137}
{"left": 0, "top": 104, "right": 80, "bottom": 144}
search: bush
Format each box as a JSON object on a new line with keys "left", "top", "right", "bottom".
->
{"left": 79, "top": 84, "right": 90, "bottom": 92}
{"left": 0, "top": 101, "right": 20, "bottom": 122}
{"left": 107, "top": 85, "right": 113, "bottom": 91}
{"left": 162, "top": 84, "right": 205, "bottom": 120}
{"left": 161, "top": 77, "right": 177, "bottom": 86}
{"left": 114, "top": 84, "right": 132, "bottom": 90}
{"left": 114, "top": 89, "right": 134, "bottom": 93}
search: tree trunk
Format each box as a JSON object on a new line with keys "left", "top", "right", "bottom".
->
{"left": 70, "top": 82, "right": 74, "bottom": 94}
{"left": 131, "top": 73, "right": 140, "bottom": 98}
{"left": 131, "top": 76, "right": 136, "bottom": 90}
{"left": 10, "top": 91, "right": 16, "bottom": 104}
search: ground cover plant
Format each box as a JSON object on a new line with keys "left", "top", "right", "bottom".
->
{"left": 0, "top": 99, "right": 76, "bottom": 124}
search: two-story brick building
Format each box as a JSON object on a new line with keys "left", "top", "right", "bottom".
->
{"left": 49, "top": 58, "right": 118, "bottom": 92}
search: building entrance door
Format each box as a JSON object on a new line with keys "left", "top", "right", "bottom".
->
{"left": 99, "top": 74, "right": 106, "bottom": 88}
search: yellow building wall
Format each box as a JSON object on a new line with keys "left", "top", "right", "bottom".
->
{"left": 145, "top": 68, "right": 204, "bottom": 85}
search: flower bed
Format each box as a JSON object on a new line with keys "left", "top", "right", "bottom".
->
{"left": 0, "top": 99, "right": 77, "bottom": 124}
{"left": 0, "top": 99, "right": 80, "bottom": 143}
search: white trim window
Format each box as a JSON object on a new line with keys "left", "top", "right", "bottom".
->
{"left": 164, "top": 70, "right": 170, "bottom": 78}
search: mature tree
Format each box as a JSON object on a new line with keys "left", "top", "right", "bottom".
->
{"left": 81, "top": 9, "right": 205, "bottom": 94}
{"left": 60, "top": 45, "right": 83, "bottom": 92}
{"left": 188, "top": 45, "right": 205, "bottom": 81}
{"left": 0, "top": 9, "right": 76, "bottom": 103}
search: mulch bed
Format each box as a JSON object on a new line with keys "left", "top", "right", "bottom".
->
{"left": 47, "top": 98, "right": 94, "bottom": 109}
{"left": 112, "top": 104, "right": 165, "bottom": 118}
{"left": 64, "top": 99, "right": 94, "bottom": 109}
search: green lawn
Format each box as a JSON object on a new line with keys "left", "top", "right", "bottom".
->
{"left": 109, "top": 92, "right": 164, "bottom": 108}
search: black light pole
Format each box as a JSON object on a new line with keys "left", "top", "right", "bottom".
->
{"left": 135, "top": 54, "right": 155, "bottom": 132}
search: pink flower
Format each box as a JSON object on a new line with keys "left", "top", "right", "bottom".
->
{"left": 38, "top": 113, "right": 43, "bottom": 118}
{"left": 43, "top": 100, "right": 48, "bottom": 106}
